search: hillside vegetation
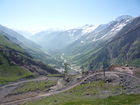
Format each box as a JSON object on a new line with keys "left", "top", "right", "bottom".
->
{"left": 23, "top": 80, "right": 140, "bottom": 105}
{"left": 0, "top": 32, "right": 59, "bottom": 84}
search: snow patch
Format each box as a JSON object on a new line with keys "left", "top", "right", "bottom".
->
{"left": 80, "top": 40, "right": 84, "bottom": 44}
{"left": 82, "top": 25, "right": 98, "bottom": 34}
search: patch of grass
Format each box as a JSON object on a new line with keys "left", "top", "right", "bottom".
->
{"left": 63, "top": 94, "right": 140, "bottom": 105}
{"left": 66, "top": 80, "right": 122, "bottom": 96}
{"left": 23, "top": 81, "right": 132, "bottom": 105}
{"left": 23, "top": 92, "right": 140, "bottom": 105}
{"left": 13, "top": 80, "right": 56, "bottom": 94}
{"left": 0, "top": 54, "right": 33, "bottom": 84}
{"left": 0, "top": 66, "right": 33, "bottom": 84}
{"left": 47, "top": 74, "right": 64, "bottom": 77}
{"left": 129, "top": 59, "right": 140, "bottom": 67}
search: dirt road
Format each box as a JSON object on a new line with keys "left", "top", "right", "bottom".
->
{"left": 0, "top": 77, "right": 48, "bottom": 89}
{"left": 1, "top": 71, "right": 140, "bottom": 105}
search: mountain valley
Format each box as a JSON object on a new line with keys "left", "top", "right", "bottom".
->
{"left": 0, "top": 15, "right": 140, "bottom": 105}
{"left": 30, "top": 15, "right": 140, "bottom": 70}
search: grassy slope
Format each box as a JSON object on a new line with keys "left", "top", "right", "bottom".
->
{"left": 63, "top": 18, "right": 140, "bottom": 70}
{"left": 12, "top": 80, "right": 56, "bottom": 94}
{"left": 0, "top": 35, "right": 33, "bottom": 84}
{"left": 70, "top": 35, "right": 140, "bottom": 69}
{"left": 70, "top": 48, "right": 101, "bottom": 66}
{"left": 24, "top": 93, "right": 140, "bottom": 105}
{"left": 0, "top": 35, "right": 24, "bottom": 52}
{"left": 0, "top": 52, "right": 33, "bottom": 84}
{"left": 22, "top": 81, "right": 140, "bottom": 105}
{"left": 62, "top": 94, "right": 140, "bottom": 105}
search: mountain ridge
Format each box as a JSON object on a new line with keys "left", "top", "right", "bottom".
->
{"left": 0, "top": 26, "right": 60, "bottom": 84}
{"left": 29, "top": 15, "right": 140, "bottom": 70}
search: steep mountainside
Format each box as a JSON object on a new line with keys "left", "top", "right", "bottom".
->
{"left": 79, "top": 16, "right": 140, "bottom": 69}
{"left": 0, "top": 25, "right": 61, "bottom": 66}
{"left": 62, "top": 15, "right": 133, "bottom": 56}
{"left": 30, "top": 15, "right": 140, "bottom": 70}
{"left": 0, "top": 30, "right": 59, "bottom": 84}
{"left": 31, "top": 25, "right": 96, "bottom": 51}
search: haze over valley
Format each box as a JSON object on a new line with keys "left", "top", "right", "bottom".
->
{"left": 0, "top": 0, "right": 140, "bottom": 105}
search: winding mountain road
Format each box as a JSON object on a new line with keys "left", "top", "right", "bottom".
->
{"left": 1, "top": 71, "right": 140, "bottom": 105}
{"left": 0, "top": 77, "right": 48, "bottom": 89}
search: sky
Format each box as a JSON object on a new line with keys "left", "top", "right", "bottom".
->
{"left": 0, "top": 0, "right": 140, "bottom": 33}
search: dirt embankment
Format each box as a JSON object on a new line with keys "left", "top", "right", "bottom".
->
{"left": 109, "top": 65, "right": 140, "bottom": 78}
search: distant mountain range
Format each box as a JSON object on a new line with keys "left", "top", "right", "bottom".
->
{"left": 30, "top": 15, "right": 140, "bottom": 69}
{"left": 31, "top": 15, "right": 133, "bottom": 51}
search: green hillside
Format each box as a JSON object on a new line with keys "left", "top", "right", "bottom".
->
{"left": 0, "top": 35, "right": 33, "bottom": 84}
{"left": 64, "top": 17, "right": 140, "bottom": 70}
{"left": 0, "top": 34, "right": 24, "bottom": 52}
{"left": 0, "top": 25, "right": 62, "bottom": 67}
{"left": 0, "top": 54, "right": 33, "bottom": 84}
{"left": 23, "top": 80, "right": 140, "bottom": 105}
{"left": 0, "top": 33, "right": 59, "bottom": 84}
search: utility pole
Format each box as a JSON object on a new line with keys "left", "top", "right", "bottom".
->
{"left": 89, "top": 64, "right": 94, "bottom": 70}
{"left": 80, "top": 65, "right": 84, "bottom": 74}
{"left": 103, "top": 67, "right": 106, "bottom": 81}
{"left": 64, "top": 62, "right": 69, "bottom": 76}
{"left": 103, "top": 62, "right": 109, "bottom": 81}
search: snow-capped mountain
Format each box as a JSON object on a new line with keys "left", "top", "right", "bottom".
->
{"left": 61, "top": 15, "right": 140, "bottom": 70}
{"left": 31, "top": 24, "right": 97, "bottom": 50}
{"left": 68, "top": 15, "right": 133, "bottom": 45}
{"left": 30, "top": 15, "right": 134, "bottom": 55}
{"left": 9, "top": 15, "right": 139, "bottom": 70}
{"left": 115, "top": 15, "right": 133, "bottom": 22}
